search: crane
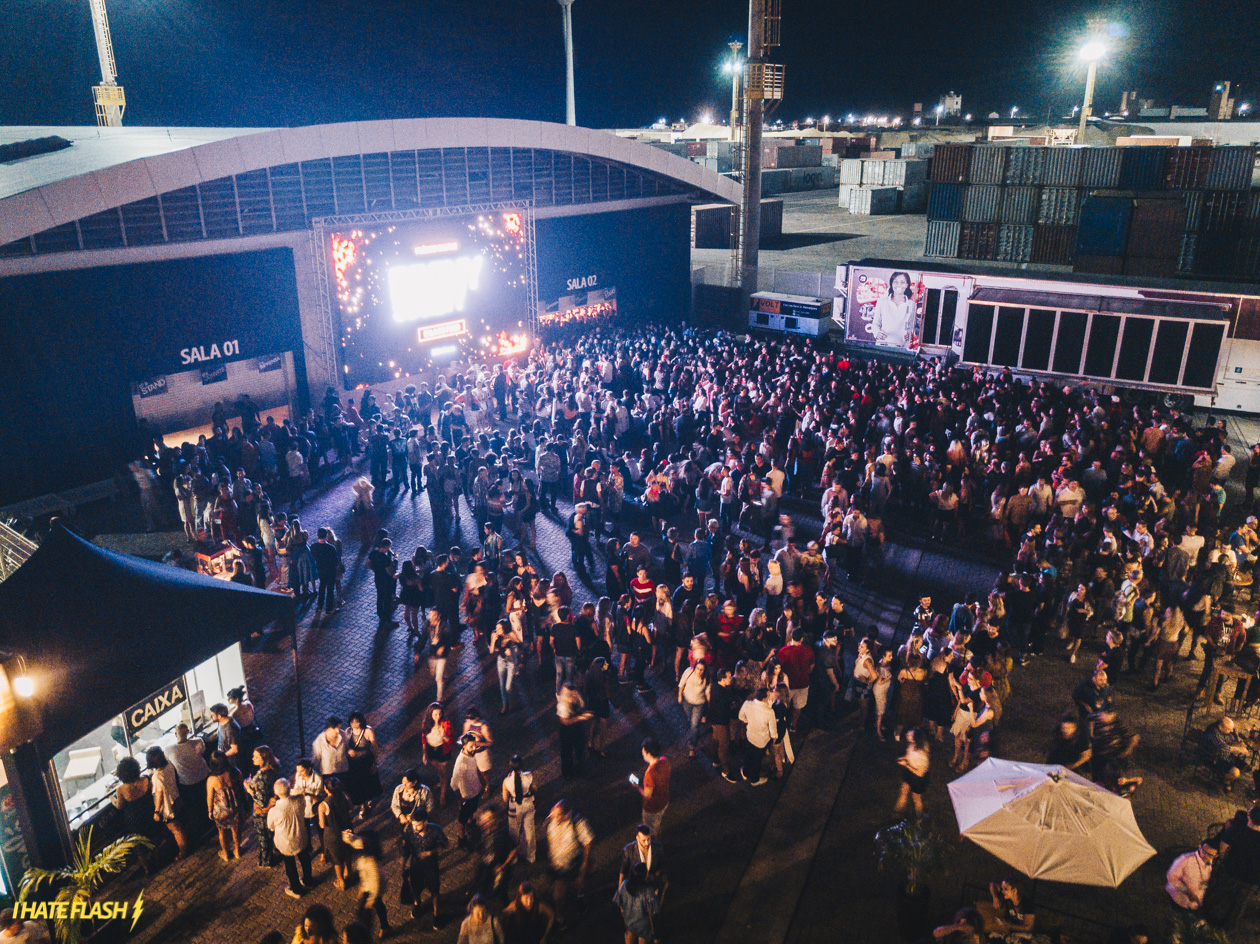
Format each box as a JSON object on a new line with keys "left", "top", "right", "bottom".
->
{"left": 88, "top": 0, "right": 125, "bottom": 126}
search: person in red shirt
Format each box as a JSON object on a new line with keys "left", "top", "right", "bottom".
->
{"left": 636, "top": 738, "right": 671, "bottom": 834}
{"left": 715, "top": 600, "right": 746, "bottom": 670}
{"left": 776, "top": 628, "right": 816, "bottom": 732}
{"left": 630, "top": 566, "right": 656, "bottom": 608}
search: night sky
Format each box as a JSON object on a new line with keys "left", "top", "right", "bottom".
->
{"left": 2, "top": 0, "right": 1256, "bottom": 130}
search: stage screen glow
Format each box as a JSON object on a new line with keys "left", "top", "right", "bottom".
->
{"left": 330, "top": 210, "right": 531, "bottom": 386}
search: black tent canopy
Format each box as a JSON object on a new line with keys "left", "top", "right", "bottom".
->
{"left": 0, "top": 524, "right": 294, "bottom": 757}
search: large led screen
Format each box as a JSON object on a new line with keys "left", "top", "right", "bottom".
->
{"left": 846, "top": 266, "right": 927, "bottom": 352}
{"left": 330, "top": 210, "right": 531, "bottom": 387}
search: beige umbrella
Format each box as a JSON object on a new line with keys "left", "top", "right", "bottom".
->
{"left": 947, "top": 758, "right": 1155, "bottom": 888}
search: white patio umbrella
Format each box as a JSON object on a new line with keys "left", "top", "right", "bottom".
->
{"left": 947, "top": 758, "right": 1155, "bottom": 888}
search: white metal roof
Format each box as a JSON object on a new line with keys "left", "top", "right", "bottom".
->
{"left": 0, "top": 118, "right": 741, "bottom": 246}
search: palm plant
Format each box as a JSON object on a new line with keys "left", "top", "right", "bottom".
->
{"left": 1170, "top": 912, "right": 1231, "bottom": 944}
{"left": 19, "top": 827, "right": 153, "bottom": 944}
{"left": 874, "top": 819, "right": 945, "bottom": 895}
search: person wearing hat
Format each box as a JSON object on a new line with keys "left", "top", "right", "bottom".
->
{"left": 451, "top": 734, "right": 488, "bottom": 849}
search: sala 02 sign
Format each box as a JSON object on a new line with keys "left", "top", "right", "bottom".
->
{"left": 566, "top": 274, "right": 597, "bottom": 291}
{"left": 181, "top": 338, "right": 241, "bottom": 365}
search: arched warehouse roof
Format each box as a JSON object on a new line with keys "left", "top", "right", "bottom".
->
{"left": 0, "top": 118, "right": 742, "bottom": 254}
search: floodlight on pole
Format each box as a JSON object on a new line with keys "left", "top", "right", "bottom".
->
{"left": 934, "top": 103, "right": 943, "bottom": 127}
{"left": 1077, "top": 26, "right": 1109, "bottom": 141}
{"left": 558, "top": 0, "right": 577, "bottom": 126}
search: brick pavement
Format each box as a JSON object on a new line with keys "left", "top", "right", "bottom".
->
{"left": 113, "top": 444, "right": 788, "bottom": 944}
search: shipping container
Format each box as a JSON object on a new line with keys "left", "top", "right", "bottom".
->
{"left": 996, "top": 223, "right": 1035, "bottom": 262}
{"left": 1037, "top": 188, "right": 1082, "bottom": 226}
{"left": 686, "top": 141, "right": 708, "bottom": 158}
{"left": 822, "top": 154, "right": 840, "bottom": 167}
{"left": 1041, "top": 148, "right": 1083, "bottom": 187}
{"left": 839, "top": 159, "right": 864, "bottom": 184}
{"left": 924, "top": 220, "right": 961, "bottom": 257}
{"left": 1202, "top": 190, "right": 1249, "bottom": 229}
{"left": 705, "top": 141, "right": 733, "bottom": 160}
{"left": 968, "top": 146, "right": 1007, "bottom": 185}
{"left": 868, "top": 150, "right": 897, "bottom": 160}
{"left": 962, "top": 184, "right": 1002, "bottom": 223}
{"left": 999, "top": 186, "right": 1039, "bottom": 224}
{"left": 1163, "top": 147, "right": 1212, "bottom": 190}
{"left": 1125, "top": 198, "right": 1187, "bottom": 258}
{"left": 926, "top": 183, "right": 965, "bottom": 221}
{"left": 849, "top": 186, "right": 901, "bottom": 215}
{"left": 1079, "top": 147, "right": 1123, "bottom": 188}
{"left": 1184, "top": 191, "right": 1204, "bottom": 232}
{"left": 1118, "top": 146, "right": 1168, "bottom": 190}
{"left": 792, "top": 166, "right": 837, "bottom": 190}
{"left": 1123, "top": 256, "right": 1176, "bottom": 278}
{"left": 779, "top": 144, "right": 824, "bottom": 168}
{"left": 1076, "top": 196, "right": 1132, "bottom": 255}
{"left": 895, "top": 159, "right": 929, "bottom": 187}
{"left": 691, "top": 204, "right": 733, "bottom": 249}
{"left": 649, "top": 141, "right": 691, "bottom": 158}
{"left": 1177, "top": 233, "right": 1197, "bottom": 273}
{"left": 861, "top": 159, "right": 887, "bottom": 186}
{"left": 930, "top": 144, "right": 972, "bottom": 183}
{"left": 760, "top": 198, "right": 784, "bottom": 241}
{"left": 900, "top": 184, "right": 928, "bottom": 214}
{"left": 1237, "top": 236, "right": 1260, "bottom": 278}
{"left": 760, "top": 168, "right": 793, "bottom": 194}
{"left": 959, "top": 221, "right": 1000, "bottom": 260}
{"left": 1004, "top": 147, "right": 1044, "bottom": 186}
{"left": 1205, "top": 145, "right": 1258, "bottom": 190}
{"left": 839, "top": 184, "right": 860, "bottom": 209}
{"left": 1074, "top": 254, "right": 1126, "bottom": 275}
{"left": 1031, "top": 223, "right": 1077, "bottom": 265}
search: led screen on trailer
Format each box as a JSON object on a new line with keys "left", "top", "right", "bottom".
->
{"left": 330, "top": 210, "right": 531, "bottom": 387}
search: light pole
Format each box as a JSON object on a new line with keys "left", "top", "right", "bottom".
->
{"left": 726, "top": 41, "right": 743, "bottom": 137}
{"left": 1078, "top": 39, "right": 1106, "bottom": 142}
{"left": 934, "top": 103, "right": 943, "bottom": 127}
{"left": 558, "top": 0, "right": 576, "bottom": 126}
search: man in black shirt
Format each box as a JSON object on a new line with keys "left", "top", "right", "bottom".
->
{"left": 1203, "top": 805, "right": 1260, "bottom": 930}
{"left": 430, "top": 555, "right": 462, "bottom": 634}
{"left": 706, "top": 669, "right": 737, "bottom": 783}
{"left": 368, "top": 537, "right": 398, "bottom": 626}
{"left": 311, "top": 528, "right": 342, "bottom": 614}
{"left": 551, "top": 609, "right": 581, "bottom": 695}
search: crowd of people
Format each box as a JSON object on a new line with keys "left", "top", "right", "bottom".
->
{"left": 121, "top": 324, "right": 1260, "bottom": 941}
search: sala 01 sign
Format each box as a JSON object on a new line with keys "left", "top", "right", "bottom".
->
{"left": 181, "top": 338, "right": 241, "bottom": 365}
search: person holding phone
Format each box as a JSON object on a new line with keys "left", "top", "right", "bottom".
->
{"left": 635, "top": 738, "right": 671, "bottom": 835}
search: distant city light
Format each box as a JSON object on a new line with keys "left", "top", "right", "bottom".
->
{"left": 700, "top": 112, "right": 712, "bottom": 124}
{"left": 1241, "top": 103, "right": 1252, "bottom": 115}
{"left": 1010, "top": 106, "right": 1019, "bottom": 117}
{"left": 964, "top": 114, "right": 972, "bottom": 121}
{"left": 1080, "top": 40, "right": 1107, "bottom": 62}
{"left": 934, "top": 104, "right": 943, "bottom": 114}
{"left": 912, "top": 117, "right": 921, "bottom": 126}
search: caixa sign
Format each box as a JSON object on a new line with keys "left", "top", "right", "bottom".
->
{"left": 124, "top": 679, "right": 187, "bottom": 738}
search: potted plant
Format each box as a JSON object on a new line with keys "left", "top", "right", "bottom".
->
{"left": 875, "top": 819, "right": 945, "bottom": 942}
{"left": 1170, "top": 912, "right": 1231, "bottom": 944}
{"left": 19, "top": 827, "right": 153, "bottom": 944}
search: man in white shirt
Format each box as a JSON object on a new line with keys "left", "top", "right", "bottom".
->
{"left": 1166, "top": 842, "right": 1216, "bottom": 911}
{"left": 312, "top": 716, "right": 349, "bottom": 776}
{"left": 1054, "top": 480, "right": 1086, "bottom": 519}
{"left": 167, "top": 723, "right": 210, "bottom": 824}
{"left": 1180, "top": 526, "right": 1206, "bottom": 569}
{"left": 737, "top": 687, "right": 777, "bottom": 786}
{"left": 451, "top": 734, "right": 488, "bottom": 847}
{"left": 266, "top": 779, "right": 312, "bottom": 898}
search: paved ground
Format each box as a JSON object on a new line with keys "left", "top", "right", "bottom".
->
{"left": 77, "top": 412, "right": 1260, "bottom": 944}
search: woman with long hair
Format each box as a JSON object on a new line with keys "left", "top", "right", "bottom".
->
{"left": 345, "top": 711, "right": 382, "bottom": 815}
{"left": 894, "top": 728, "right": 930, "bottom": 819}
{"left": 399, "top": 555, "right": 425, "bottom": 637}
{"left": 205, "top": 753, "right": 241, "bottom": 861}
{"left": 456, "top": 894, "right": 504, "bottom": 944}
{"left": 145, "top": 745, "right": 188, "bottom": 859}
{"left": 870, "top": 270, "right": 916, "bottom": 348}
{"left": 421, "top": 703, "right": 454, "bottom": 807}
{"left": 318, "top": 777, "right": 353, "bottom": 890}
{"left": 424, "top": 608, "right": 453, "bottom": 701}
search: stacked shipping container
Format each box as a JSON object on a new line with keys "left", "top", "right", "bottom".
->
{"left": 840, "top": 159, "right": 929, "bottom": 215}
{"left": 923, "top": 143, "right": 1259, "bottom": 278}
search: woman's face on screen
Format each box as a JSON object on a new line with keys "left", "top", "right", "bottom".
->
{"left": 891, "top": 274, "right": 910, "bottom": 297}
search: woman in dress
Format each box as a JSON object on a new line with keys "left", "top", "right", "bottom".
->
{"left": 205, "top": 753, "right": 241, "bottom": 861}
{"left": 398, "top": 556, "right": 425, "bottom": 637}
{"left": 893, "top": 651, "right": 927, "bottom": 740}
{"left": 144, "top": 746, "right": 188, "bottom": 859}
{"left": 421, "top": 703, "right": 454, "bottom": 807}
{"left": 287, "top": 516, "right": 317, "bottom": 598}
{"left": 585, "top": 656, "right": 613, "bottom": 756}
{"left": 614, "top": 863, "right": 662, "bottom": 944}
{"left": 870, "top": 270, "right": 916, "bottom": 348}
{"left": 922, "top": 655, "right": 956, "bottom": 743}
{"left": 871, "top": 647, "right": 895, "bottom": 740}
{"left": 244, "top": 746, "right": 281, "bottom": 867}
{"left": 317, "top": 777, "right": 353, "bottom": 890}
{"left": 345, "top": 712, "right": 382, "bottom": 814}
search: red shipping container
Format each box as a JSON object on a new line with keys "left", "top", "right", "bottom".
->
{"left": 687, "top": 141, "right": 707, "bottom": 158}
{"left": 930, "top": 144, "right": 972, "bottom": 184}
{"left": 1031, "top": 223, "right": 1077, "bottom": 265}
{"left": 1163, "top": 147, "right": 1212, "bottom": 190}
{"left": 1125, "top": 198, "right": 1187, "bottom": 257}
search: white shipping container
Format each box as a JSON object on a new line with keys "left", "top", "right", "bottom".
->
{"left": 839, "top": 159, "right": 864, "bottom": 184}
{"left": 850, "top": 186, "right": 900, "bottom": 215}
{"left": 861, "top": 159, "right": 887, "bottom": 186}
{"left": 839, "top": 184, "right": 861, "bottom": 209}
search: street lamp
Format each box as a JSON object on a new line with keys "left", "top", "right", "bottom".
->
{"left": 1010, "top": 105, "right": 1019, "bottom": 119}
{"left": 934, "top": 103, "right": 944, "bottom": 127}
{"left": 1078, "top": 39, "right": 1106, "bottom": 141}
{"left": 725, "top": 41, "right": 743, "bottom": 139}
{"left": 822, "top": 115, "right": 830, "bottom": 131}
{"left": 1240, "top": 102, "right": 1252, "bottom": 116}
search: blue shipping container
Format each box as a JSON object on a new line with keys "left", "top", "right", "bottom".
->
{"left": 927, "top": 183, "right": 964, "bottom": 221}
{"left": 1076, "top": 196, "right": 1132, "bottom": 256}
{"left": 1118, "top": 147, "right": 1169, "bottom": 190}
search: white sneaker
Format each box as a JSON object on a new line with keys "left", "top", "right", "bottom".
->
{"left": 1069, "top": 653, "right": 1076, "bottom": 664}
{"left": 749, "top": 777, "right": 769, "bottom": 786}
{"left": 285, "top": 889, "right": 302, "bottom": 899}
